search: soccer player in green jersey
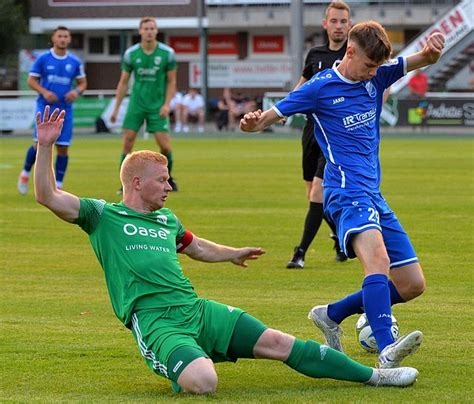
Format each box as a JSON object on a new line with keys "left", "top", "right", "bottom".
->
{"left": 35, "top": 106, "right": 420, "bottom": 394}
{"left": 111, "top": 16, "right": 178, "bottom": 191}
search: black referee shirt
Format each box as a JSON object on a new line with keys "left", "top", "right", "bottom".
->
{"left": 302, "top": 41, "right": 348, "bottom": 80}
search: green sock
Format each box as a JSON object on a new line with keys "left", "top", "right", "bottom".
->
{"left": 119, "top": 153, "right": 127, "bottom": 171}
{"left": 164, "top": 152, "right": 173, "bottom": 175}
{"left": 284, "top": 339, "right": 373, "bottom": 383}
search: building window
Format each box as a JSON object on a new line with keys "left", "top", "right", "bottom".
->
{"left": 108, "top": 35, "right": 121, "bottom": 55}
{"left": 88, "top": 37, "right": 104, "bottom": 54}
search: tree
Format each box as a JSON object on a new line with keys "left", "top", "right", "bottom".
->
{"left": 0, "top": 0, "right": 29, "bottom": 59}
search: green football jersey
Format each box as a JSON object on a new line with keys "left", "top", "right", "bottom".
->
{"left": 74, "top": 198, "right": 197, "bottom": 326}
{"left": 122, "top": 42, "right": 177, "bottom": 112}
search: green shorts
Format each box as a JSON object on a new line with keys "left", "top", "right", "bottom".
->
{"left": 123, "top": 104, "right": 169, "bottom": 133}
{"left": 130, "top": 298, "right": 253, "bottom": 381}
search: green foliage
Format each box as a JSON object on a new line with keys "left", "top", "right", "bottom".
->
{"left": 1, "top": 132, "right": 473, "bottom": 401}
{"left": 0, "top": 0, "right": 28, "bottom": 57}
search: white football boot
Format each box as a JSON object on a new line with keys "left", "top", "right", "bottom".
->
{"left": 308, "top": 305, "right": 344, "bottom": 352}
{"left": 366, "top": 367, "right": 419, "bottom": 387}
{"left": 378, "top": 330, "right": 423, "bottom": 369}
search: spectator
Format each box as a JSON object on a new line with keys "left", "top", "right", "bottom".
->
{"left": 408, "top": 69, "right": 428, "bottom": 98}
{"left": 170, "top": 91, "right": 184, "bottom": 132}
{"left": 216, "top": 88, "right": 233, "bottom": 131}
{"left": 229, "top": 91, "right": 257, "bottom": 130}
{"left": 182, "top": 88, "right": 205, "bottom": 133}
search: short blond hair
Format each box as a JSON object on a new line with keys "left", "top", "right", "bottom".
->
{"left": 120, "top": 150, "right": 168, "bottom": 187}
{"left": 349, "top": 21, "right": 392, "bottom": 63}
{"left": 325, "top": 1, "right": 351, "bottom": 19}
{"left": 139, "top": 16, "right": 157, "bottom": 28}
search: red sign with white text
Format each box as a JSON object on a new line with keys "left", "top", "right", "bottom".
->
{"left": 169, "top": 36, "right": 199, "bottom": 53}
{"left": 209, "top": 34, "right": 238, "bottom": 55}
{"left": 169, "top": 34, "right": 239, "bottom": 55}
{"left": 253, "top": 35, "right": 284, "bottom": 53}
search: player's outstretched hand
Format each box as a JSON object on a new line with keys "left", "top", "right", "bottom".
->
{"left": 423, "top": 32, "right": 445, "bottom": 64}
{"left": 231, "top": 247, "right": 266, "bottom": 267}
{"left": 36, "top": 105, "right": 65, "bottom": 147}
{"left": 240, "top": 109, "right": 263, "bottom": 132}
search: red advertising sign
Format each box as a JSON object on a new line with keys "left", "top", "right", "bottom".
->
{"left": 169, "top": 36, "right": 199, "bottom": 53}
{"left": 208, "top": 34, "right": 238, "bottom": 55}
{"left": 253, "top": 35, "right": 284, "bottom": 53}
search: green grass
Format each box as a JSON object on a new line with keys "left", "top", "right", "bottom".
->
{"left": 1, "top": 132, "right": 473, "bottom": 402}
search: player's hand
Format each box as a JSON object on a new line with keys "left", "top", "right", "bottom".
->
{"left": 110, "top": 110, "right": 118, "bottom": 124}
{"left": 231, "top": 247, "right": 266, "bottom": 267}
{"left": 64, "top": 89, "right": 79, "bottom": 103}
{"left": 240, "top": 109, "right": 263, "bottom": 132}
{"left": 43, "top": 90, "right": 58, "bottom": 104}
{"left": 36, "top": 105, "right": 65, "bottom": 146}
{"left": 159, "top": 104, "right": 170, "bottom": 118}
{"left": 422, "top": 32, "right": 445, "bottom": 64}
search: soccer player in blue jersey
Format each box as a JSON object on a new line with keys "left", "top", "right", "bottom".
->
{"left": 241, "top": 21, "right": 445, "bottom": 369}
{"left": 17, "top": 26, "right": 87, "bottom": 195}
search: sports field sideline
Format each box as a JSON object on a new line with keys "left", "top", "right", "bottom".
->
{"left": 1, "top": 131, "right": 473, "bottom": 402}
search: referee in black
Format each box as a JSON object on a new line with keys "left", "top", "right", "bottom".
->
{"left": 287, "top": 1, "right": 351, "bottom": 269}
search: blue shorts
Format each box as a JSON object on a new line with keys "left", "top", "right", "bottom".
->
{"left": 33, "top": 103, "right": 73, "bottom": 146}
{"left": 323, "top": 188, "right": 418, "bottom": 268}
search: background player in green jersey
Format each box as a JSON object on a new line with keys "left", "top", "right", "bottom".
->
{"left": 34, "top": 106, "right": 420, "bottom": 394}
{"left": 110, "top": 16, "right": 178, "bottom": 191}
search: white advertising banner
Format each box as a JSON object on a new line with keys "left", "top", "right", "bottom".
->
{"left": 0, "top": 99, "right": 36, "bottom": 130}
{"left": 189, "top": 60, "right": 293, "bottom": 88}
{"left": 391, "top": 0, "right": 473, "bottom": 94}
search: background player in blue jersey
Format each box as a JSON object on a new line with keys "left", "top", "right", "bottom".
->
{"left": 241, "top": 21, "right": 445, "bottom": 369}
{"left": 287, "top": 0, "right": 351, "bottom": 269}
{"left": 17, "top": 26, "right": 87, "bottom": 195}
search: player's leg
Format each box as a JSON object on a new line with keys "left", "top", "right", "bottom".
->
{"left": 148, "top": 113, "right": 177, "bottom": 191}
{"left": 287, "top": 123, "right": 322, "bottom": 269}
{"left": 17, "top": 143, "right": 37, "bottom": 195}
{"left": 53, "top": 110, "right": 73, "bottom": 189}
{"left": 249, "top": 325, "right": 418, "bottom": 386}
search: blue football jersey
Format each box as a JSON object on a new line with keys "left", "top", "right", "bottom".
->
{"left": 30, "top": 48, "right": 86, "bottom": 107}
{"left": 274, "top": 56, "right": 406, "bottom": 192}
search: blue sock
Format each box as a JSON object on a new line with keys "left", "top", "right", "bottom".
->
{"left": 327, "top": 280, "right": 405, "bottom": 324}
{"left": 55, "top": 155, "right": 69, "bottom": 183}
{"left": 23, "top": 145, "right": 37, "bottom": 172}
{"left": 362, "top": 274, "right": 394, "bottom": 352}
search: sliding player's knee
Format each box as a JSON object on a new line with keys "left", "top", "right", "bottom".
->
{"left": 181, "top": 370, "right": 217, "bottom": 394}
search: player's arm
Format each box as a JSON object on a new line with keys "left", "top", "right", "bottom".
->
{"left": 160, "top": 69, "right": 177, "bottom": 117}
{"left": 27, "top": 75, "right": 58, "bottom": 104}
{"left": 64, "top": 76, "right": 88, "bottom": 103}
{"left": 181, "top": 234, "right": 265, "bottom": 267}
{"left": 34, "top": 106, "right": 80, "bottom": 223}
{"left": 240, "top": 108, "right": 281, "bottom": 133}
{"left": 406, "top": 32, "right": 445, "bottom": 72}
{"left": 110, "top": 71, "right": 131, "bottom": 123}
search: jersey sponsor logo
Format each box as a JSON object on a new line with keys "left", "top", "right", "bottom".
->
{"left": 342, "top": 107, "right": 376, "bottom": 130}
{"left": 333, "top": 97, "right": 344, "bottom": 105}
{"left": 46, "top": 74, "right": 71, "bottom": 85}
{"left": 137, "top": 67, "right": 160, "bottom": 76}
{"left": 365, "top": 81, "right": 377, "bottom": 98}
{"left": 123, "top": 223, "right": 170, "bottom": 240}
{"left": 156, "top": 215, "right": 168, "bottom": 225}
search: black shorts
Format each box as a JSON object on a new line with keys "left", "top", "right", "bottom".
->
{"left": 302, "top": 120, "right": 325, "bottom": 181}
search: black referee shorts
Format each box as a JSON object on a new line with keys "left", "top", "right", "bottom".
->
{"left": 301, "top": 120, "right": 326, "bottom": 182}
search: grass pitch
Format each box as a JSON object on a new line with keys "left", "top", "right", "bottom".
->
{"left": 1, "top": 131, "right": 473, "bottom": 402}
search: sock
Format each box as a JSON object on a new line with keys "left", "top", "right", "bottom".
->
{"left": 23, "top": 145, "right": 37, "bottom": 172}
{"left": 299, "top": 202, "right": 324, "bottom": 252}
{"left": 164, "top": 152, "right": 173, "bottom": 175}
{"left": 362, "top": 274, "right": 394, "bottom": 352}
{"left": 55, "top": 155, "right": 69, "bottom": 184}
{"left": 285, "top": 339, "right": 373, "bottom": 383}
{"left": 327, "top": 280, "right": 405, "bottom": 324}
{"left": 119, "top": 153, "right": 127, "bottom": 171}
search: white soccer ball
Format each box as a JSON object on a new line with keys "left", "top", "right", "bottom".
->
{"left": 355, "top": 313, "right": 399, "bottom": 353}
